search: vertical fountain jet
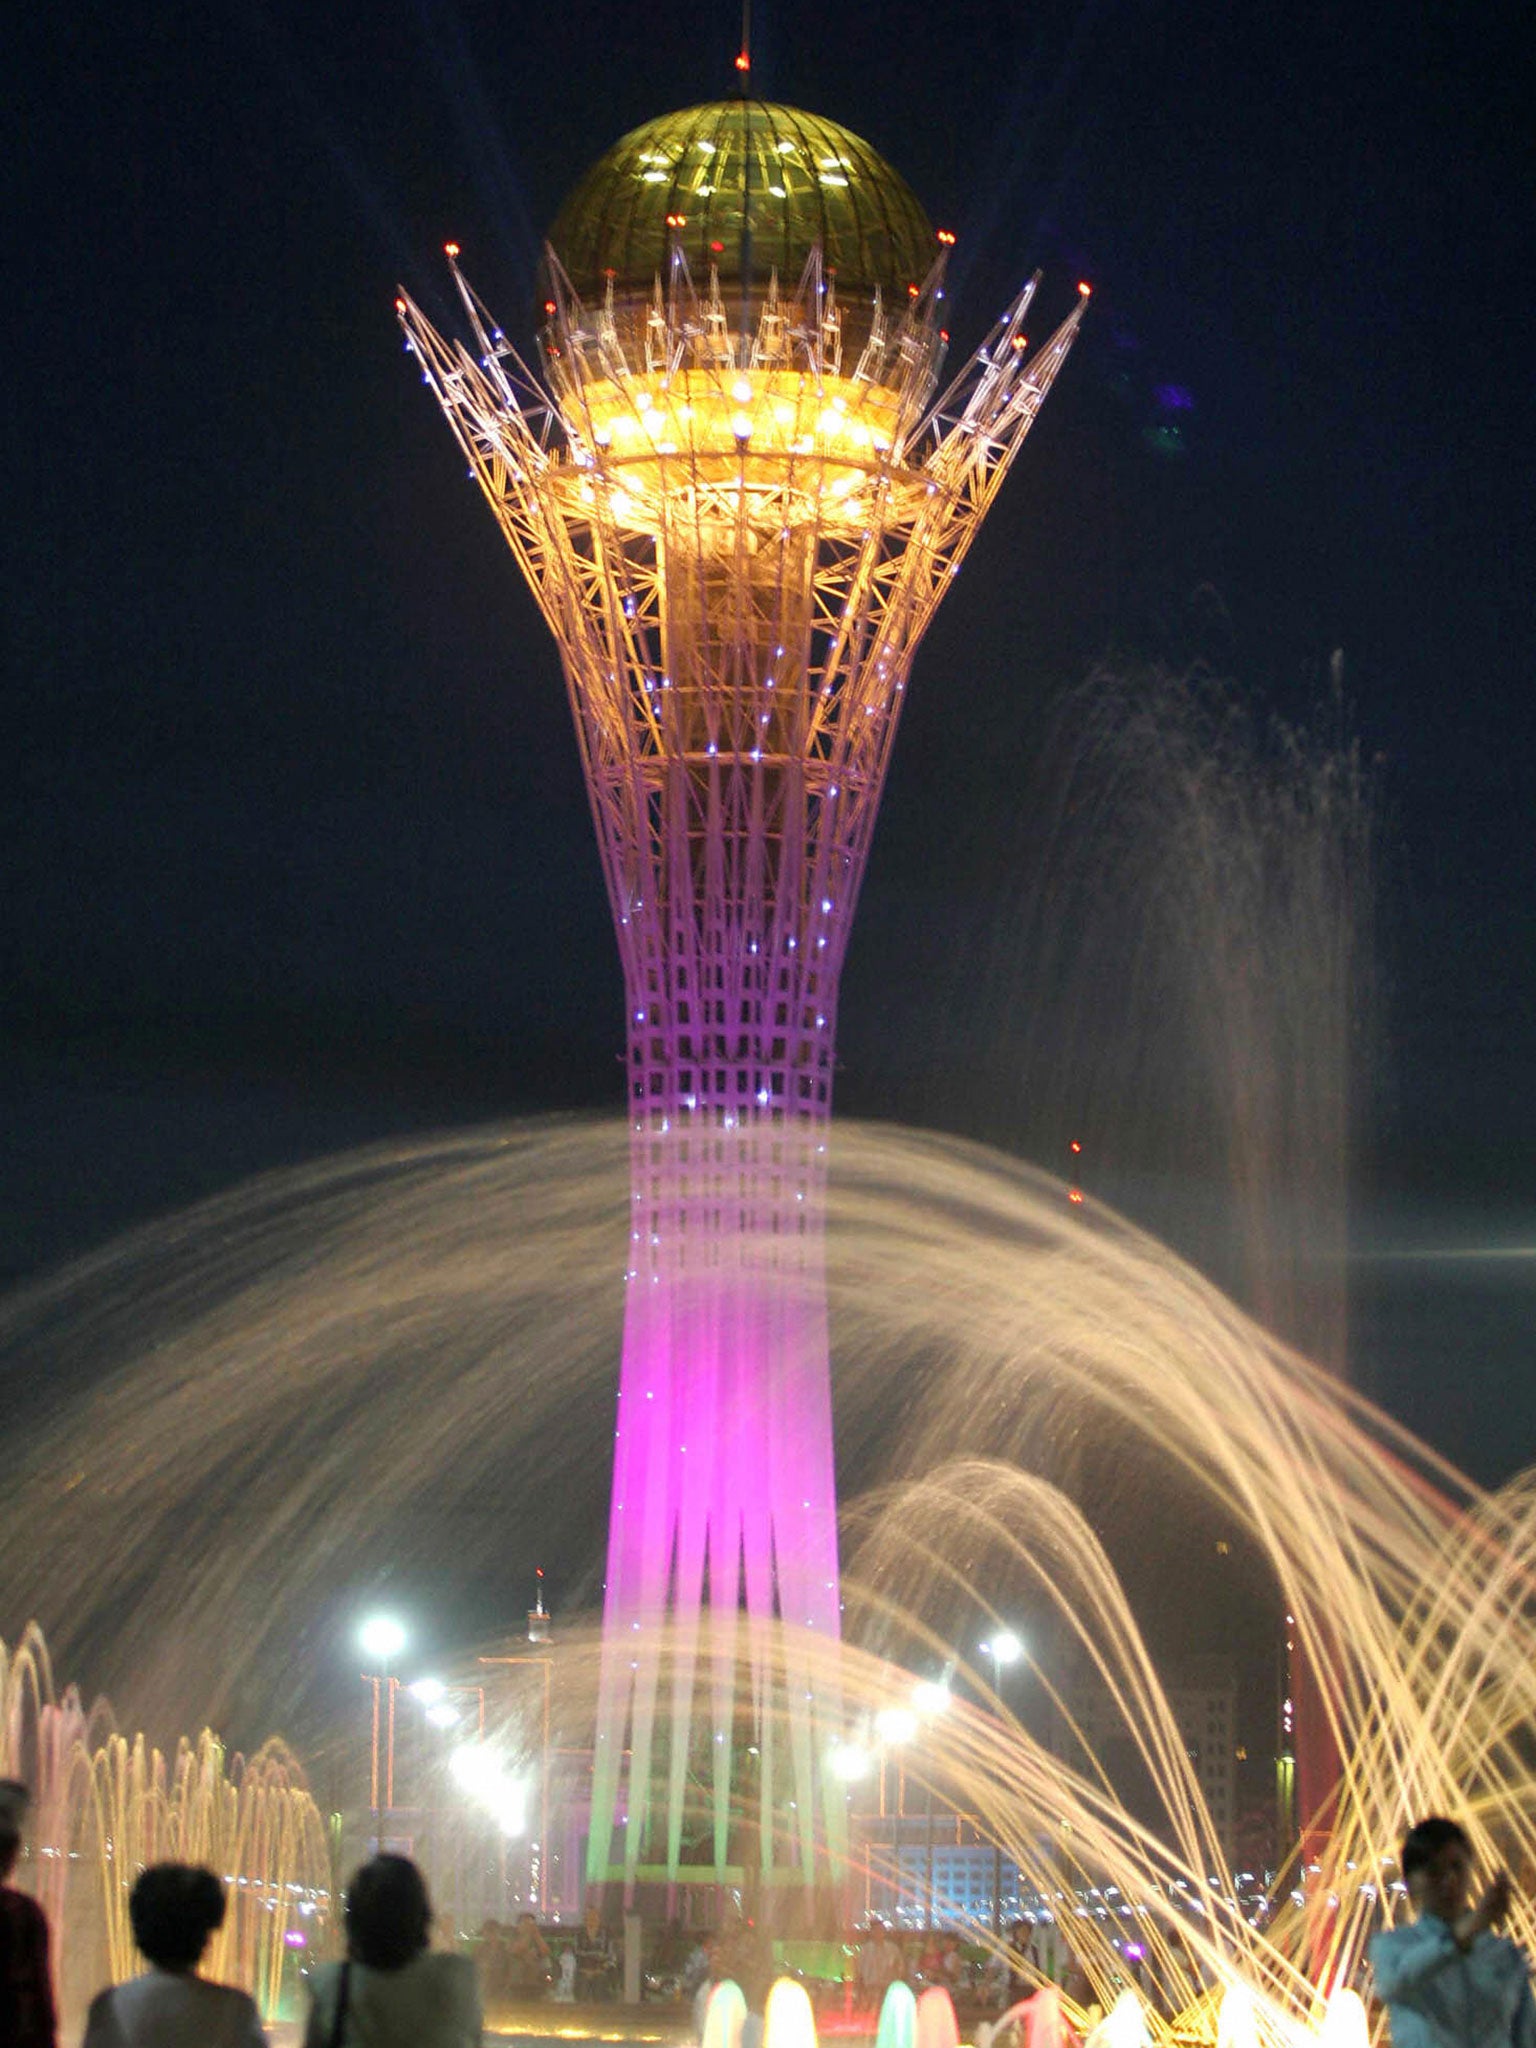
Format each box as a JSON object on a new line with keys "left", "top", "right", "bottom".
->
{"left": 398, "top": 94, "right": 1084, "bottom": 1894}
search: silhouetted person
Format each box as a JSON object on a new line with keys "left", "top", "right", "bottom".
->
{"left": 508, "top": 1909, "right": 551, "bottom": 1996}
{"left": 82, "top": 1862, "right": 265, "bottom": 2046}
{"left": 0, "top": 1785, "right": 57, "bottom": 2048}
{"left": 1005, "top": 1919, "right": 1032, "bottom": 2007}
{"left": 304, "top": 1853, "right": 480, "bottom": 2046}
{"left": 1369, "top": 1816, "right": 1536, "bottom": 2048}
{"left": 575, "top": 1904, "right": 616, "bottom": 2001}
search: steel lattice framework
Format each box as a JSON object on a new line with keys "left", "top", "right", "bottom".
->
{"left": 399, "top": 118, "right": 1084, "bottom": 1893}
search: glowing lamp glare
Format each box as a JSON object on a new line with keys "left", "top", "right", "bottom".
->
{"left": 875, "top": 1706, "right": 919, "bottom": 1746}
{"left": 359, "top": 1615, "right": 406, "bottom": 1664}
{"left": 828, "top": 1741, "right": 872, "bottom": 1782}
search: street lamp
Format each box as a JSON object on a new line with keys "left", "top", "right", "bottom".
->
{"left": 479, "top": 1651, "right": 554, "bottom": 1916}
{"left": 359, "top": 1614, "right": 407, "bottom": 1849}
{"left": 868, "top": 1705, "right": 922, "bottom": 1926}
{"left": 360, "top": 1615, "right": 408, "bottom": 1665}
{"left": 981, "top": 1630, "right": 1026, "bottom": 1934}
{"left": 874, "top": 1706, "right": 919, "bottom": 1749}
{"left": 909, "top": 1679, "right": 951, "bottom": 1929}
{"left": 450, "top": 1743, "right": 529, "bottom": 1837}
{"left": 409, "top": 1677, "right": 486, "bottom": 1736}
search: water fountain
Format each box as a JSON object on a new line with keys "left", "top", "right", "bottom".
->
{"left": 1, "top": 1108, "right": 1532, "bottom": 2038}
{"left": 0, "top": 1622, "right": 331, "bottom": 2025}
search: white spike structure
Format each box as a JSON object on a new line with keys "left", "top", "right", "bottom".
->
{"left": 398, "top": 96, "right": 1085, "bottom": 1897}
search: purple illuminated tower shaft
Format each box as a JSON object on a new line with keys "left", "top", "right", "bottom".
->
{"left": 594, "top": 593, "right": 858, "bottom": 1877}
{"left": 397, "top": 93, "right": 1085, "bottom": 1891}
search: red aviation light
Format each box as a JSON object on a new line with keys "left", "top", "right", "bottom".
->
{"left": 394, "top": 297, "right": 407, "bottom": 314}
{"left": 445, "top": 241, "right": 461, "bottom": 259}
{"left": 734, "top": 49, "right": 750, "bottom": 71}
{"left": 1077, "top": 280, "right": 1092, "bottom": 296}
{"left": 1068, "top": 1187, "right": 1085, "bottom": 1205}
{"left": 665, "top": 213, "right": 688, "bottom": 229}
{"left": 936, "top": 229, "right": 956, "bottom": 246}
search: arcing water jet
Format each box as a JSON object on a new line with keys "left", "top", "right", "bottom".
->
{"left": 1, "top": 1118, "right": 1532, "bottom": 2033}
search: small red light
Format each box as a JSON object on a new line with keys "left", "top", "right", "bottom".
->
{"left": 394, "top": 297, "right": 406, "bottom": 314}
{"left": 665, "top": 213, "right": 688, "bottom": 229}
{"left": 1077, "top": 280, "right": 1092, "bottom": 296}
{"left": 939, "top": 329, "right": 949, "bottom": 342}
{"left": 735, "top": 50, "right": 750, "bottom": 70}
{"left": 936, "top": 229, "right": 956, "bottom": 246}
{"left": 1070, "top": 1140, "right": 1081, "bottom": 1154}
{"left": 445, "top": 241, "right": 461, "bottom": 259}
{"left": 543, "top": 300, "right": 557, "bottom": 315}
{"left": 907, "top": 283, "right": 919, "bottom": 298}
{"left": 710, "top": 240, "right": 725, "bottom": 253}
{"left": 1068, "top": 1187, "right": 1085, "bottom": 1205}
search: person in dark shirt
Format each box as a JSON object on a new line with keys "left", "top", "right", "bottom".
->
{"left": 576, "top": 1905, "right": 617, "bottom": 2000}
{"left": 0, "top": 1782, "right": 58, "bottom": 2048}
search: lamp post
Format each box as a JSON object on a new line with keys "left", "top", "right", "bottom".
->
{"left": 408, "top": 1675, "right": 489, "bottom": 1893}
{"left": 982, "top": 1632, "right": 1024, "bottom": 1936}
{"left": 828, "top": 1740, "right": 875, "bottom": 1919}
{"left": 910, "top": 1679, "right": 951, "bottom": 1928}
{"left": 403, "top": 1677, "right": 490, "bottom": 1927}
{"left": 479, "top": 1653, "right": 554, "bottom": 1915}
{"left": 359, "top": 1614, "right": 407, "bottom": 1851}
{"left": 874, "top": 1706, "right": 920, "bottom": 1928}
{"left": 834, "top": 1695, "right": 937, "bottom": 1928}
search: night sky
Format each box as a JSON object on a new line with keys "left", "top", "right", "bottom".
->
{"left": 6, "top": 0, "right": 1535, "bottom": 1514}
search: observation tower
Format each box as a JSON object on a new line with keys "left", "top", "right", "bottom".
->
{"left": 399, "top": 88, "right": 1085, "bottom": 1900}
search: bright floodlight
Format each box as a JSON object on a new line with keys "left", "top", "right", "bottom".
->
{"left": 424, "top": 1702, "right": 459, "bottom": 1729}
{"left": 408, "top": 1677, "right": 446, "bottom": 1704}
{"left": 497, "top": 1779, "right": 530, "bottom": 1838}
{"left": 450, "top": 1743, "right": 527, "bottom": 1833}
{"left": 828, "top": 1741, "right": 873, "bottom": 1783}
{"left": 912, "top": 1680, "right": 952, "bottom": 1716}
{"left": 988, "top": 1630, "right": 1025, "bottom": 1664}
{"left": 875, "top": 1706, "right": 920, "bottom": 1747}
{"left": 359, "top": 1615, "right": 407, "bottom": 1665}
{"left": 449, "top": 1744, "right": 500, "bottom": 1798}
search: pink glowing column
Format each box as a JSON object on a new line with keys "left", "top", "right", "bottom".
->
{"left": 587, "top": 840, "right": 850, "bottom": 1887}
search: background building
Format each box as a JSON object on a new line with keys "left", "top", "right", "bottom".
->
{"left": 1048, "top": 1657, "right": 1238, "bottom": 1873}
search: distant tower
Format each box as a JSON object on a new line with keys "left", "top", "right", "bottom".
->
{"left": 399, "top": 92, "right": 1084, "bottom": 1896}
